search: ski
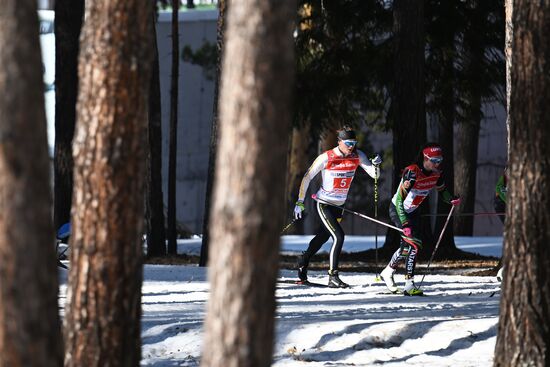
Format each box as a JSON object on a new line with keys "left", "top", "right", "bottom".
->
{"left": 376, "top": 290, "right": 402, "bottom": 295}
{"left": 277, "top": 279, "right": 351, "bottom": 288}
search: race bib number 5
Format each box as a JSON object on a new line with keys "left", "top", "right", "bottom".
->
{"left": 334, "top": 177, "right": 351, "bottom": 189}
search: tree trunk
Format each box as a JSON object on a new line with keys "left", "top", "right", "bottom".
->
{"left": 145, "top": 7, "right": 167, "bottom": 258}
{"left": 285, "top": 123, "right": 314, "bottom": 235}
{"left": 504, "top": 0, "right": 512, "bottom": 158}
{"left": 454, "top": 0, "right": 483, "bottom": 236}
{"left": 167, "top": 0, "right": 180, "bottom": 255}
{"left": 63, "top": 1, "right": 153, "bottom": 365}
{"left": 494, "top": 1, "right": 550, "bottom": 365}
{"left": 434, "top": 86, "right": 458, "bottom": 257}
{"left": 200, "top": 0, "right": 226, "bottom": 266}
{"left": 383, "top": 0, "right": 426, "bottom": 252}
{"left": 0, "top": 2, "right": 63, "bottom": 366}
{"left": 200, "top": 0, "right": 295, "bottom": 365}
{"left": 453, "top": 118, "right": 479, "bottom": 235}
{"left": 430, "top": 0, "right": 459, "bottom": 255}
{"left": 53, "top": 0, "right": 84, "bottom": 230}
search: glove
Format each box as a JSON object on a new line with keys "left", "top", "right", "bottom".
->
{"left": 451, "top": 196, "right": 461, "bottom": 206}
{"left": 294, "top": 201, "right": 305, "bottom": 219}
{"left": 370, "top": 154, "right": 382, "bottom": 166}
{"left": 402, "top": 226, "right": 412, "bottom": 238}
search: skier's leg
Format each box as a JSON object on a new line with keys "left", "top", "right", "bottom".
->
{"left": 403, "top": 236, "right": 423, "bottom": 296}
{"left": 494, "top": 196, "right": 506, "bottom": 224}
{"left": 404, "top": 240, "right": 421, "bottom": 278}
{"left": 314, "top": 203, "right": 348, "bottom": 287}
{"left": 382, "top": 203, "right": 409, "bottom": 270}
{"left": 297, "top": 205, "right": 331, "bottom": 281}
{"left": 315, "top": 203, "right": 344, "bottom": 271}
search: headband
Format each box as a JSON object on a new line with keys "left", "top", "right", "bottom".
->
{"left": 337, "top": 129, "right": 356, "bottom": 140}
{"left": 423, "top": 146, "right": 442, "bottom": 159}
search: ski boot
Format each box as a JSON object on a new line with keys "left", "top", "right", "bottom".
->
{"left": 403, "top": 276, "right": 423, "bottom": 296}
{"left": 297, "top": 253, "right": 308, "bottom": 283}
{"left": 328, "top": 270, "right": 349, "bottom": 288}
{"left": 380, "top": 265, "right": 399, "bottom": 293}
{"left": 496, "top": 267, "right": 504, "bottom": 282}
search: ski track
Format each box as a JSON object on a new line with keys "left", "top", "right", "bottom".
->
{"left": 57, "top": 265, "right": 500, "bottom": 366}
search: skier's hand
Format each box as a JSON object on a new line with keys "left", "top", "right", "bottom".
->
{"left": 294, "top": 201, "right": 305, "bottom": 219}
{"left": 451, "top": 196, "right": 461, "bottom": 206}
{"left": 371, "top": 154, "right": 382, "bottom": 166}
{"left": 402, "top": 226, "right": 412, "bottom": 238}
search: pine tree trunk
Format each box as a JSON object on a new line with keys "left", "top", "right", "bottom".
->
{"left": 63, "top": 1, "right": 153, "bottom": 365}
{"left": 53, "top": 0, "right": 84, "bottom": 230}
{"left": 434, "top": 92, "right": 457, "bottom": 257}
{"left": 285, "top": 123, "right": 313, "bottom": 235}
{"left": 453, "top": 118, "right": 479, "bottom": 235}
{"left": 504, "top": 0, "right": 512, "bottom": 158}
{"left": 200, "top": 0, "right": 295, "bottom": 365}
{"left": 146, "top": 7, "right": 167, "bottom": 258}
{"left": 454, "top": 0, "right": 483, "bottom": 236}
{"left": 384, "top": 0, "right": 426, "bottom": 252}
{"left": 167, "top": 0, "right": 180, "bottom": 255}
{"left": 494, "top": 1, "right": 550, "bottom": 365}
{"left": 0, "top": 1, "right": 63, "bottom": 366}
{"left": 200, "top": 0, "right": 226, "bottom": 266}
{"left": 431, "top": 0, "right": 458, "bottom": 255}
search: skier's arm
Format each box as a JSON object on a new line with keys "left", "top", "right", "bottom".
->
{"left": 436, "top": 175, "right": 456, "bottom": 204}
{"left": 297, "top": 153, "right": 327, "bottom": 202}
{"left": 394, "top": 169, "right": 415, "bottom": 225}
{"left": 358, "top": 150, "right": 380, "bottom": 179}
{"left": 495, "top": 175, "right": 507, "bottom": 203}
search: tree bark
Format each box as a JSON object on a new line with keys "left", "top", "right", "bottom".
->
{"left": 428, "top": 0, "right": 459, "bottom": 255}
{"left": 384, "top": 0, "right": 426, "bottom": 252}
{"left": 53, "top": 0, "right": 84, "bottom": 230}
{"left": 145, "top": 7, "right": 167, "bottom": 258}
{"left": 63, "top": 1, "right": 153, "bottom": 365}
{"left": 200, "top": 0, "right": 295, "bottom": 365}
{"left": 0, "top": 1, "right": 63, "bottom": 366}
{"left": 200, "top": 0, "right": 226, "bottom": 266}
{"left": 504, "top": 0, "right": 512, "bottom": 159}
{"left": 494, "top": 1, "right": 550, "bottom": 365}
{"left": 454, "top": 0, "right": 483, "bottom": 236}
{"left": 285, "top": 123, "right": 314, "bottom": 235}
{"left": 167, "top": 0, "right": 180, "bottom": 255}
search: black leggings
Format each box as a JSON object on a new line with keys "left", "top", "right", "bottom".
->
{"left": 300, "top": 202, "right": 344, "bottom": 271}
{"left": 494, "top": 197, "right": 506, "bottom": 224}
{"left": 388, "top": 203, "right": 422, "bottom": 277}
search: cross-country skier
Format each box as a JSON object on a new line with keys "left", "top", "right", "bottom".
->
{"left": 494, "top": 167, "right": 507, "bottom": 281}
{"left": 293, "top": 127, "right": 382, "bottom": 288}
{"left": 380, "top": 143, "right": 460, "bottom": 296}
{"left": 494, "top": 167, "right": 507, "bottom": 224}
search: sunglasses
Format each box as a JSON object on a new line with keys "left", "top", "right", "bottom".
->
{"left": 342, "top": 140, "right": 357, "bottom": 147}
{"left": 428, "top": 157, "right": 443, "bottom": 164}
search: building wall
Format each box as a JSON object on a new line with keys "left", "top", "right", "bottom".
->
{"left": 156, "top": 10, "right": 217, "bottom": 234}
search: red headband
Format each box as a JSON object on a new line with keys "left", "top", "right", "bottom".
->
{"left": 423, "top": 146, "right": 442, "bottom": 159}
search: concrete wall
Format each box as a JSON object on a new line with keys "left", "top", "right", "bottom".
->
{"left": 156, "top": 10, "right": 218, "bottom": 234}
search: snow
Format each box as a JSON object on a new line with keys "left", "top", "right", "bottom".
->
{"left": 58, "top": 236, "right": 502, "bottom": 366}
{"left": 175, "top": 235, "right": 503, "bottom": 258}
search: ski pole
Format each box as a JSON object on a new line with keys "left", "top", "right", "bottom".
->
{"left": 281, "top": 218, "right": 298, "bottom": 234}
{"left": 374, "top": 165, "right": 380, "bottom": 281}
{"left": 418, "top": 205, "right": 456, "bottom": 288}
{"left": 421, "top": 211, "right": 504, "bottom": 217}
{"left": 311, "top": 194, "right": 403, "bottom": 233}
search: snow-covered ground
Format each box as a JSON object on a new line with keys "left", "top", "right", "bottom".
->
{"left": 175, "top": 235, "right": 503, "bottom": 258}
{"left": 58, "top": 236, "right": 502, "bottom": 366}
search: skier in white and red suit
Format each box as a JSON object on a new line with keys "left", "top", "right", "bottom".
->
{"left": 380, "top": 143, "right": 461, "bottom": 296}
{"left": 293, "top": 127, "right": 382, "bottom": 288}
